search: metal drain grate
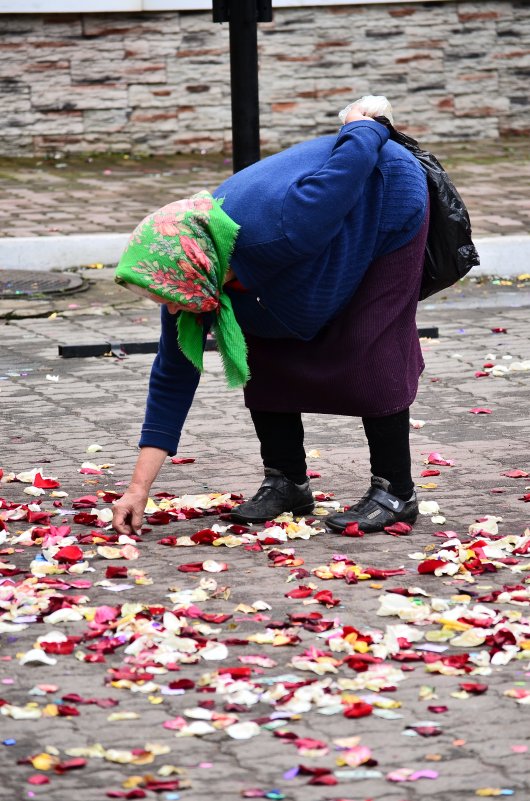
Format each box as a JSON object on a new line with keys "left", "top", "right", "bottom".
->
{"left": 0, "top": 270, "right": 85, "bottom": 299}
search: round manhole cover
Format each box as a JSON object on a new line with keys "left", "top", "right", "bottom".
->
{"left": 0, "top": 270, "right": 85, "bottom": 299}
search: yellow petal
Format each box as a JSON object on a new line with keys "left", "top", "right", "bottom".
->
{"left": 31, "top": 753, "right": 58, "bottom": 770}
{"left": 107, "top": 712, "right": 140, "bottom": 722}
{"left": 41, "top": 704, "right": 59, "bottom": 717}
{"left": 122, "top": 776, "right": 145, "bottom": 789}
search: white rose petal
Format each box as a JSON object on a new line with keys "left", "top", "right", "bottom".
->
{"left": 202, "top": 560, "right": 228, "bottom": 573}
{"left": 184, "top": 707, "right": 213, "bottom": 720}
{"left": 1, "top": 705, "right": 42, "bottom": 720}
{"left": 24, "top": 486, "right": 45, "bottom": 497}
{"left": 0, "top": 621, "right": 28, "bottom": 633}
{"left": 15, "top": 468, "right": 39, "bottom": 484}
{"left": 252, "top": 600, "right": 272, "bottom": 611}
{"left": 19, "top": 649, "right": 57, "bottom": 666}
{"left": 185, "top": 721, "right": 216, "bottom": 736}
{"left": 226, "top": 721, "right": 261, "bottom": 740}
{"left": 200, "top": 642, "right": 228, "bottom": 661}
{"left": 418, "top": 500, "right": 440, "bottom": 516}
{"left": 86, "top": 443, "right": 103, "bottom": 453}
{"left": 44, "top": 608, "right": 84, "bottom": 624}
{"left": 468, "top": 516, "right": 501, "bottom": 536}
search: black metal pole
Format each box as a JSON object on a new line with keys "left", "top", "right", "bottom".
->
{"left": 228, "top": 0, "right": 261, "bottom": 172}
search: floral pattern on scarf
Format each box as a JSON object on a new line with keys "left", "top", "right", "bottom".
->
{"left": 123, "top": 192, "right": 219, "bottom": 312}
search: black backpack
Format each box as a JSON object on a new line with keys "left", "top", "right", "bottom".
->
{"left": 376, "top": 118, "right": 480, "bottom": 300}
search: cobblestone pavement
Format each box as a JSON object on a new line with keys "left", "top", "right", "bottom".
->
{"left": 0, "top": 138, "right": 530, "bottom": 801}
{"left": 1, "top": 137, "right": 529, "bottom": 240}
{"left": 1, "top": 275, "right": 530, "bottom": 801}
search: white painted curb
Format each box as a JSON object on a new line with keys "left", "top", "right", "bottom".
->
{"left": 472, "top": 235, "right": 529, "bottom": 277}
{"left": 0, "top": 233, "right": 129, "bottom": 272}
{"left": 0, "top": 232, "right": 528, "bottom": 277}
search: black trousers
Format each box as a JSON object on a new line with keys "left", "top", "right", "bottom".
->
{"left": 249, "top": 408, "right": 413, "bottom": 499}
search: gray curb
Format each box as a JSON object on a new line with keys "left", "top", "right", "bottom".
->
{"left": 0, "top": 232, "right": 529, "bottom": 277}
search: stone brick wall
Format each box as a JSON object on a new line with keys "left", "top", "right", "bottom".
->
{"left": 0, "top": 1, "right": 528, "bottom": 156}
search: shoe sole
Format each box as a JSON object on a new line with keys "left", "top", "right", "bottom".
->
{"left": 229, "top": 502, "right": 315, "bottom": 525}
{"left": 326, "top": 512, "right": 418, "bottom": 534}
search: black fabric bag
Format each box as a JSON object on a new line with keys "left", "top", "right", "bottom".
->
{"left": 376, "top": 117, "right": 480, "bottom": 300}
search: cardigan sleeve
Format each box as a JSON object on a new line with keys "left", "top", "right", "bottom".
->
{"left": 139, "top": 308, "right": 208, "bottom": 456}
{"left": 281, "top": 119, "right": 390, "bottom": 256}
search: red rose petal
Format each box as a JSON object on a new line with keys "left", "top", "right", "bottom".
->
{"left": 384, "top": 521, "right": 413, "bottom": 536}
{"left": 177, "top": 562, "right": 204, "bottom": 573}
{"left": 27, "top": 510, "right": 52, "bottom": 524}
{"left": 364, "top": 566, "right": 407, "bottom": 579}
{"left": 57, "top": 704, "right": 80, "bottom": 717}
{"left": 411, "top": 725, "right": 442, "bottom": 736}
{"left": 314, "top": 590, "right": 340, "bottom": 607}
{"left": 459, "top": 682, "right": 488, "bottom": 694}
{"left": 54, "top": 545, "right": 84, "bottom": 563}
{"left": 285, "top": 586, "right": 314, "bottom": 599}
{"left": 33, "top": 472, "right": 61, "bottom": 489}
{"left": 427, "top": 452, "right": 454, "bottom": 466}
{"left": 54, "top": 758, "right": 87, "bottom": 773}
{"left": 72, "top": 495, "right": 99, "bottom": 508}
{"left": 308, "top": 774, "right": 338, "bottom": 785}
{"left": 40, "top": 640, "right": 76, "bottom": 655}
{"left": 344, "top": 701, "right": 373, "bottom": 718}
{"left": 418, "top": 559, "right": 447, "bottom": 574}
{"left": 28, "top": 775, "right": 50, "bottom": 785}
{"left": 168, "top": 679, "right": 195, "bottom": 691}
{"left": 73, "top": 512, "right": 99, "bottom": 526}
{"left": 341, "top": 521, "right": 364, "bottom": 537}
{"left": 293, "top": 737, "right": 327, "bottom": 750}
{"left": 144, "top": 780, "right": 181, "bottom": 791}
{"left": 106, "top": 566, "right": 128, "bottom": 578}
{"left": 190, "top": 529, "right": 219, "bottom": 545}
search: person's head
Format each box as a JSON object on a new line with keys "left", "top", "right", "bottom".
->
{"left": 118, "top": 280, "right": 186, "bottom": 315}
{"left": 114, "top": 190, "right": 250, "bottom": 388}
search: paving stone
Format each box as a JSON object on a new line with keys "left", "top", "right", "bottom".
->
{"left": 0, "top": 138, "right": 528, "bottom": 241}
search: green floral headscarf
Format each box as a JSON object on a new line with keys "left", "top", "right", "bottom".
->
{"left": 115, "top": 190, "right": 249, "bottom": 388}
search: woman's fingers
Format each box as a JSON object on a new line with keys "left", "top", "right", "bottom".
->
{"left": 112, "top": 504, "right": 132, "bottom": 535}
{"left": 112, "top": 494, "right": 146, "bottom": 535}
{"left": 131, "top": 505, "right": 145, "bottom": 533}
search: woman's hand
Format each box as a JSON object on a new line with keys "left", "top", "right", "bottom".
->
{"left": 111, "top": 446, "right": 169, "bottom": 535}
{"left": 112, "top": 489, "right": 148, "bottom": 535}
{"left": 343, "top": 106, "right": 370, "bottom": 124}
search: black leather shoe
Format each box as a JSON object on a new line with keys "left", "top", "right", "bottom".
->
{"left": 230, "top": 468, "right": 315, "bottom": 524}
{"left": 326, "top": 476, "right": 418, "bottom": 533}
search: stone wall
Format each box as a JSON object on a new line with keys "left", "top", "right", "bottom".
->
{"left": 0, "top": 1, "right": 528, "bottom": 156}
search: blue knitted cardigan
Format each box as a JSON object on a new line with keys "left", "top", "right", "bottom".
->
{"left": 139, "top": 119, "right": 428, "bottom": 454}
{"left": 213, "top": 118, "right": 427, "bottom": 339}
